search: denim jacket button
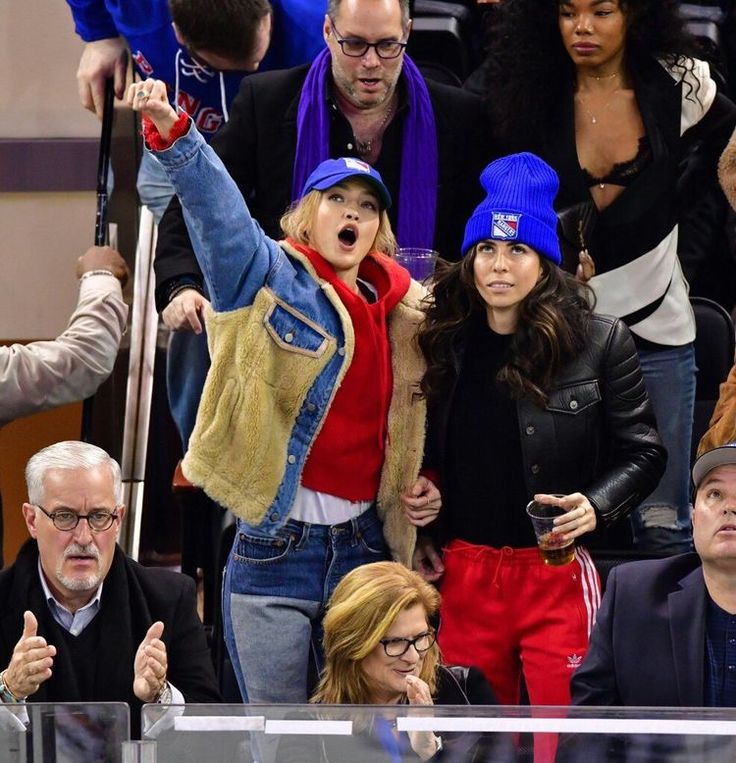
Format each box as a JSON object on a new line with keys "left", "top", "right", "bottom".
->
{"left": 307, "top": 403, "right": 317, "bottom": 412}
{"left": 338, "top": 347, "right": 346, "bottom": 356}
{"left": 569, "top": 399, "right": 578, "bottom": 410}
{"left": 531, "top": 464, "right": 540, "bottom": 474}
{"left": 284, "top": 332, "right": 294, "bottom": 343}
{"left": 287, "top": 454, "right": 296, "bottom": 464}
{"left": 270, "top": 512, "right": 279, "bottom": 522}
{"left": 525, "top": 425, "right": 535, "bottom": 435}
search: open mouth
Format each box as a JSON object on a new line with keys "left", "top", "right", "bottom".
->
{"left": 338, "top": 225, "right": 357, "bottom": 246}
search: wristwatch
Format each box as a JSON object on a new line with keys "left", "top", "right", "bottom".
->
{"left": 156, "top": 682, "right": 172, "bottom": 705}
{"left": 0, "top": 671, "right": 22, "bottom": 703}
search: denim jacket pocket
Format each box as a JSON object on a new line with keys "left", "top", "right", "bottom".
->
{"left": 545, "top": 381, "right": 601, "bottom": 415}
{"left": 263, "top": 294, "right": 330, "bottom": 358}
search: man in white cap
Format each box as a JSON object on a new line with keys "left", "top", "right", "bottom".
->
{"left": 572, "top": 443, "right": 736, "bottom": 707}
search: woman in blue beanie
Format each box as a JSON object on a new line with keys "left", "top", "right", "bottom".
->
{"left": 405, "top": 153, "right": 666, "bottom": 730}
{"left": 479, "top": 0, "right": 736, "bottom": 555}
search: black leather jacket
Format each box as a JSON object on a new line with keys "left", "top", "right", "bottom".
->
{"left": 426, "top": 313, "right": 667, "bottom": 546}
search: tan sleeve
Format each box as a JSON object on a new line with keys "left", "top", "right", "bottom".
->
{"left": 0, "top": 274, "right": 128, "bottom": 426}
{"left": 698, "top": 364, "right": 736, "bottom": 456}
{"left": 718, "top": 128, "right": 736, "bottom": 211}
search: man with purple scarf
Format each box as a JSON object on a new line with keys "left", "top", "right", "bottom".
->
{"left": 154, "top": 0, "right": 491, "bottom": 449}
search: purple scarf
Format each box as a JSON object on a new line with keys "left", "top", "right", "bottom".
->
{"left": 292, "top": 48, "right": 438, "bottom": 249}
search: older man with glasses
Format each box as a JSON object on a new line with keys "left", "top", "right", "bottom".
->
{"left": 0, "top": 441, "right": 220, "bottom": 738}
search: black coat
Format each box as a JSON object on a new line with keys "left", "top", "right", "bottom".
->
{"left": 426, "top": 314, "right": 666, "bottom": 548}
{"left": 0, "top": 541, "right": 221, "bottom": 737}
{"left": 558, "top": 555, "right": 727, "bottom": 763}
{"left": 153, "top": 64, "right": 492, "bottom": 310}
{"left": 571, "top": 553, "right": 710, "bottom": 707}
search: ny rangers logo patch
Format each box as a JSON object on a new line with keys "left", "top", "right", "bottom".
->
{"left": 492, "top": 212, "right": 521, "bottom": 240}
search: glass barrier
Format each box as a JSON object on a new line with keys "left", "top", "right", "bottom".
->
{"left": 142, "top": 703, "right": 736, "bottom": 762}
{"left": 0, "top": 702, "right": 129, "bottom": 762}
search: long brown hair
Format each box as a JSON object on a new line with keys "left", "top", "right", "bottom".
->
{"left": 418, "top": 248, "right": 594, "bottom": 406}
{"left": 311, "top": 562, "right": 441, "bottom": 705}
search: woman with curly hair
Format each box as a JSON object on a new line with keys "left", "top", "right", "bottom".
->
{"left": 479, "top": 0, "right": 736, "bottom": 553}
{"left": 405, "top": 154, "right": 665, "bottom": 746}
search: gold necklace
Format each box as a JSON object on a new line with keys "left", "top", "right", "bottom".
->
{"left": 576, "top": 87, "right": 621, "bottom": 125}
{"left": 584, "top": 71, "right": 620, "bottom": 82}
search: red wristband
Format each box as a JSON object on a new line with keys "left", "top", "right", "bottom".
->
{"left": 142, "top": 111, "right": 190, "bottom": 151}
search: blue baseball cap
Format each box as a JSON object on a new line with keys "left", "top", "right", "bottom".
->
{"left": 301, "top": 157, "right": 392, "bottom": 210}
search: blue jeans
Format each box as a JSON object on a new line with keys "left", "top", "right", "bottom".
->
{"left": 632, "top": 343, "right": 696, "bottom": 552}
{"left": 166, "top": 329, "right": 211, "bottom": 448}
{"left": 137, "top": 149, "right": 175, "bottom": 224}
{"left": 222, "top": 506, "right": 389, "bottom": 704}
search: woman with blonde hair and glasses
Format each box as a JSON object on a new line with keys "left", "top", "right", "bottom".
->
{"left": 279, "top": 561, "right": 497, "bottom": 762}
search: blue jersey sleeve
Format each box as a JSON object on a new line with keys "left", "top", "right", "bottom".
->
{"left": 66, "top": 0, "right": 120, "bottom": 42}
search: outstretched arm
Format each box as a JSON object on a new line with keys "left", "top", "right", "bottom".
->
{"left": 126, "top": 80, "right": 283, "bottom": 313}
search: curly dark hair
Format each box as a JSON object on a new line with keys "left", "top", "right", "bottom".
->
{"left": 483, "top": 0, "right": 700, "bottom": 151}
{"left": 418, "top": 252, "right": 594, "bottom": 406}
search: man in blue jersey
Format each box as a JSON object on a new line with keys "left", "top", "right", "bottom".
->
{"left": 66, "top": 0, "right": 326, "bottom": 220}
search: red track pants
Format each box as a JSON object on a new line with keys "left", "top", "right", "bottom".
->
{"left": 438, "top": 540, "right": 601, "bottom": 762}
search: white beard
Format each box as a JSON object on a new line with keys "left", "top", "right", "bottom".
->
{"left": 55, "top": 542, "right": 101, "bottom": 592}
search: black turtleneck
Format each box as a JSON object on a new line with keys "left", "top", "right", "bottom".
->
{"left": 445, "top": 318, "right": 536, "bottom": 547}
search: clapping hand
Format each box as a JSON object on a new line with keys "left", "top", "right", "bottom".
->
{"left": 133, "top": 621, "right": 168, "bottom": 703}
{"left": 405, "top": 675, "right": 440, "bottom": 760}
{"left": 3, "top": 611, "right": 55, "bottom": 700}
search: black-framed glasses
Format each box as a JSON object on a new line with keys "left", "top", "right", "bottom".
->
{"left": 36, "top": 505, "right": 119, "bottom": 532}
{"left": 379, "top": 629, "right": 436, "bottom": 657}
{"left": 329, "top": 17, "right": 407, "bottom": 59}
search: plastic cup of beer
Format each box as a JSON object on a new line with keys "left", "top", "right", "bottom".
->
{"left": 395, "top": 248, "right": 438, "bottom": 284}
{"left": 525, "top": 497, "right": 575, "bottom": 566}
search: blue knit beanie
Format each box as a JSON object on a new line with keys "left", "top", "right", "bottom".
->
{"left": 461, "top": 152, "right": 562, "bottom": 265}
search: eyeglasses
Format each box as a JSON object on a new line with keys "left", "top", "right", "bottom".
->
{"left": 329, "top": 17, "right": 407, "bottom": 60}
{"left": 379, "top": 629, "right": 436, "bottom": 657}
{"left": 36, "top": 505, "right": 120, "bottom": 532}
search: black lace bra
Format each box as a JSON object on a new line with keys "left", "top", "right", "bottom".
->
{"left": 581, "top": 135, "right": 653, "bottom": 188}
